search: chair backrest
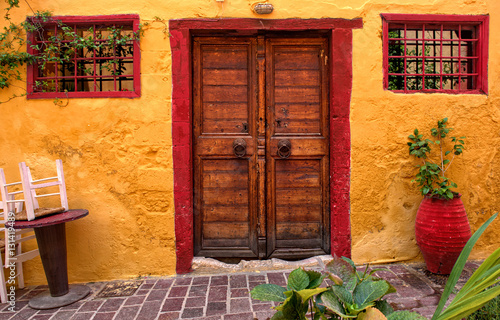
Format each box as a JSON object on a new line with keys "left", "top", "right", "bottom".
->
{"left": 19, "top": 159, "right": 68, "bottom": 221}
{"left": 0, "top": 174, "right": 39, "bottom": 291}
{"left": 0, "top": 168, "right": 24, "bottom": 220}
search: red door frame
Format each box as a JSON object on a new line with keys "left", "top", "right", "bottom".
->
{"left": 169, "top": 18, "right": 363, "bottom": 274}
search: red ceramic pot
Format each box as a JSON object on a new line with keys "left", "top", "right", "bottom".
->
{"left": 415, "top": 195, "right": 471, "bottom": 274}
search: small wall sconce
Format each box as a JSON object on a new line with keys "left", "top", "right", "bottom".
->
{"left": 253, "top": 3, "right": 274, "bottom": 14}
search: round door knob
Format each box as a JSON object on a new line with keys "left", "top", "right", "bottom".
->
{"left": 277, "top": 139, "right": 291, "bottom": 158}
{"left": 233, "top": 139, "right": 247, "bottom": 158}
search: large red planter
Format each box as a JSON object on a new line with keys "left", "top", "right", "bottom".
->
{"left": 415, "top": 196, "right": 471, "bottom": 274}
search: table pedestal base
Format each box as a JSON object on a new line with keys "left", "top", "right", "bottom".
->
{"left": 28, "top": 285, "right": 90, "bottom": 310}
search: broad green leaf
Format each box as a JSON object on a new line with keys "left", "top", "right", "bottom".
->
{"left": 297, "top": 287, "right": 328, "bottom": 303}
{"left": 251, "top": 284, "right": 287, "bottom": 302}
{"left": 431, "top": 212, "right": 498, "bottom": 320}
{"left": 374, "top": 300, "right": 394, "bottom": 316}
{"left": 305, "top": 270, "right": 325, "bottom": 289}
{"left": 279, "top": 291, "right": 309, "bottom": 320}
{"left": 270, "top": 310, "right": 286, "bottom": 320}
{"left": 354, "top": 280, "right": 390, "bottom": 307}
{"left": 386, "top": 281, "right": 397, "bottom": 295}
{"left": 445, "top": 150, "right": 451, "bottom": 156}
{"left": 288, "top": 268, "right": 310, "bottom": 291}
{"left": 320, "top": 290, "right": 355, "bottom": 318}
{"left": 326, "top": 257, "right": 357, "bottom": 291}
{"left": 342, "top": 256, "right": 357, "bottom": 270}
{"left": 331, "top": 285, "right": 354, "bottom": 305}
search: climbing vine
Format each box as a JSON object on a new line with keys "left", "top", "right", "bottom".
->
{"left": 0, "top": 0, "right": 142, "bottom": 104}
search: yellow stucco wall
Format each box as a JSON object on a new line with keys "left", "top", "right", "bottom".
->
{"left": 0, "top": 0, "right": 499, "bottom": 285}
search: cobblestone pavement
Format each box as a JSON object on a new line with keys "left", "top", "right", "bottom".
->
{"left": 0, "top": 261, "right": 482, "bottom": 320}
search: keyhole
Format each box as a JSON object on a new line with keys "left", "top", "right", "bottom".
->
{"left": 276, "top": 119, "right": 281, "bottom": 127}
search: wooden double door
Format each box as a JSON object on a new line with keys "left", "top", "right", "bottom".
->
{"left": 193, "top": 34, "right": 330, "bottom": 260}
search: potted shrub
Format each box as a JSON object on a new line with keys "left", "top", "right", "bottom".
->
{"left": 407, "top": 118, "right": 471, "bottom": 274}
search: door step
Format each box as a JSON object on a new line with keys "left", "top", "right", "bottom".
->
{"left": 191, "top": 255, "right": 333, "bottom": 274}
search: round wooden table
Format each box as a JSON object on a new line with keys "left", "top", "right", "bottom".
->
{"left": 12, "top": 209, "right": 90, "bottom": 309}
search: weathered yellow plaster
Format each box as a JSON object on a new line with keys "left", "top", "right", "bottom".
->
{"left": 1, "top": 0, "right": 499, "bottom": 285}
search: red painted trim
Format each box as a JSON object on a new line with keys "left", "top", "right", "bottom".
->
{"left": 381, "top": 14, "right": 489, "bottom": 94}
{"left": 26, "top": 14, "right": 141, "bottom": 99}
{"left": 27, "top": 91, "right": 140, "bottom": 99}
{"left": 477, "top": 16, "right": 489, "bottom": 95}
{"left": 381, "top": 13, "right": 488, "bottom": 23}
{"left": 382, "top": 18, "right": 389, "bottom": 90}
{"left": 330, "top": 29, "right": 353, "bottom": 258}
{"left": 28, "top": 14, "right": 140, "bottom": 24}
{"left": 170, "top": 18, "right": 361, "bottom": 274}
{"left": 170, "top": 18, "right": 363, "bottom": 30}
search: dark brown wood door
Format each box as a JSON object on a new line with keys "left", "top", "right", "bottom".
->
{"left": 193, "top": 35, "right": 330, "bottom": 260}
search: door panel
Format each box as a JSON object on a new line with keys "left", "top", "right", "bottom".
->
{"left": 266, "top": 38, "right": 330, "bottom": 259}
{"left": 194, "top": 35, "right": 329, "bottom": 259}
{"left": 193, "top": 37, "right": 258, "bottom": 258}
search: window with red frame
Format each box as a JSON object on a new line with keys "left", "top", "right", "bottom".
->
{"left": 382, "top": 14, "right": 488, "bottom": 94}
{"left": 27, "top": 15, "right": 140, "bottom": 99}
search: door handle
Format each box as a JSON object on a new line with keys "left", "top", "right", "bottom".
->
{"left": 277, "top": 139, "right": 291, "bottom": 159}
{"left": 233, "top": 139, "right": 247, "bottom": 158}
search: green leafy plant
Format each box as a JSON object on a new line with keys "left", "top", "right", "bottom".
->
{"left": 408, "top": 118, "right": 465, "bottom": 199}
{"left": 317, "top": 257, "right": 396, "bottom": 319}
{"left": 250, "top": 213, "right": 499, "bottom": 320}
{"left": 250, "top": 256, "right": 424, "bottom": 319}
{"left": 250, "top": 267, "right": 328, "bottom": 319}
{"left": 0, "top": 1, "right": 142, "bottom": 102}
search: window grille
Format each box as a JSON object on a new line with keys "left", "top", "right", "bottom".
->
{"left": 27, "top": 15, "right": 140, "bottom": 99}
{"left": 382, "top": 14, "right": 488, "bottom": 94}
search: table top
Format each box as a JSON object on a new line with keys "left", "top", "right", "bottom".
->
{"left": 11, "top": 209, "right": 89, "bottom": 229}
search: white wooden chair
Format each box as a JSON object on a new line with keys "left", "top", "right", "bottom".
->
{"left": 0, "top": 169, "right": 40, "bottom": 303}
{"left": 18, "top": 159, "right": 68, "bottom": 221}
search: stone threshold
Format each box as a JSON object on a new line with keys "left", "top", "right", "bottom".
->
{"left": 191, "top": 255, "right": 334, "bottom": 274}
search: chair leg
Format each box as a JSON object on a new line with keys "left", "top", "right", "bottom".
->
{"left": 0, "top": 252, "right": 8, "bottom": 304}
{"left": 16, "top": 241, "right": 25, "bottom": 289}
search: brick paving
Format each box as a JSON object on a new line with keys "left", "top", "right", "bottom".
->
{"left": 0, "top": 261, "right": 482, "bottom": 320}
